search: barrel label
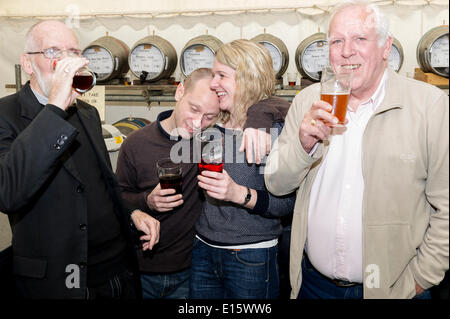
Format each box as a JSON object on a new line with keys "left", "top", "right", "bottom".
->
{"left": 430, "top": 35, "right": 449, "bottom": 68}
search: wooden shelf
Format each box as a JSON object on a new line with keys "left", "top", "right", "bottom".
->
{"left": 414, "top": 68, "right": 449, "bottom": 89}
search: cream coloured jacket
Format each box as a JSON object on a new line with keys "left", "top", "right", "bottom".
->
{"left": 265, "top": 69, "right": 449, "bottom": 299}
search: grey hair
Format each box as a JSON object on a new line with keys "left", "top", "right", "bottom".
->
{"left": 24, "top": 20, "right": 68, "bottom": 52}
{"left": 327, "top": 0, "right": 391, "bottom": 48}
{"left": 24, "top": 21, "right": 42, "bottom": 52}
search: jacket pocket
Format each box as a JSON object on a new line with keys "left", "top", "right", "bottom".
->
{"left": 386, "top": 224, "right": 416, "bottom": 288}
{"left": 365, "top": 223, "right": 417, "bottom": 298}
{"left": 13, "top": 255, "right": 47, "bottom": 279}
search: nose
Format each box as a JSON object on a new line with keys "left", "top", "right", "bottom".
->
{"left": 192, "top": 116, "right": 202, "bottom": 130}
{"left": 342, "top": 39, "right": 355, "bottom": 58}
{"left": 210, "top": 75, "right": 219, "bottom": 90}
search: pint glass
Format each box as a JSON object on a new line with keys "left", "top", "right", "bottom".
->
{"left": 320, "top": 66, "right": 352, "bottom": 125}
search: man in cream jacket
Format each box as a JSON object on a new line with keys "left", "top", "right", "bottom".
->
{"left": 265, "top": 1, "right": 448, "bottom": 299}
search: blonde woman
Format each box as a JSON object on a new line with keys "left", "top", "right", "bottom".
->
{"left": 190, "top": 39, "right": 295, "bottom": 299}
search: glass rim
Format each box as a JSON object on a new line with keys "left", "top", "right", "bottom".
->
{"left": 156, "top": 157, "right": 182, "bottom": 169}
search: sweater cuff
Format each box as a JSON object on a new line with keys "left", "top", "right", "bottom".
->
{"left": 249, "top": 190, "right": 269, "bottom": 215}
{"left": 46, "top": 104, "right": 68, "bottom": 119}
{"left": 142, "top": 190, "right": 152, "bottom": 213}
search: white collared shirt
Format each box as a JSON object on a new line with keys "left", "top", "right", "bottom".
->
{"left": 306, "top": 70, "right": 388, "bottom": 283}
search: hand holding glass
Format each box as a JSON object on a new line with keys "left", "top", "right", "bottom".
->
{"left": 53, "top": 60, "right": 96, "bottom": 94}
{"left": 195, "top": 129, "right": 224, "bottom": 173}
{"left": 72, "top": 66, "right": 96, "bottom": 94}
{"left": 320, "top": 66, "right": 352, "bottom": 126}
{"left": 156, "top": 158, "right": 183, "bottom": 195}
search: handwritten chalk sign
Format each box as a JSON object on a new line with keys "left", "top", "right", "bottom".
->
{"left": 78, "top": 85, "right": 105, "bottom": 121}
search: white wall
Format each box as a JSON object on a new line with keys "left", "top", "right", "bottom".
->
{"left": 0, "top": 1, "right": 448, "bottom": 98}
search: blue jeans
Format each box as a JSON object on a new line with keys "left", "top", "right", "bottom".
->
{"left": 189, "top": 238, "right": 279, "bottom": 299}
{"left": 298, "top": 254, "right": 363, "bottom": 299}
{"left": 298, "top": 254, "right": 431, "bottom": 299}
{"left": 140, "top": 268, "right": 190, "bottom": 299}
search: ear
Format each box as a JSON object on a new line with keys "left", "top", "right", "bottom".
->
{"left": 174, "top": 82, "right": 185, "bottom": 102}
{"left": 382, "top": 36, "right": 393, "bottom": 60}
{"left": 21, "top": 53, "right": 33, "bottom": 75}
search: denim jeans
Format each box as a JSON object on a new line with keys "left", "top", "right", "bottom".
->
{"left": 189, "top": 238, "right": 279, "bottom": 299}
{"left": 298, "top": 254, "right": 431, "bottom": 299}
{"left": 298, "top": 254, "right": 363, "bottom": 299}
{"left": 140, "top": 268, "right": 190, "bottom": 299}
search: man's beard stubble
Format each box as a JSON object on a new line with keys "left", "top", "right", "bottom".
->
{"left": 31, "top": 60, "right": 51, "bottom": 97}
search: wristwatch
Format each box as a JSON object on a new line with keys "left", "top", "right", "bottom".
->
{"left": 242, "top": 187, "right": 252, "bottom": 206}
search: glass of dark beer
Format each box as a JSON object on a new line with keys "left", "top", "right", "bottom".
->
{"left": 156, "top": 158, "right": 183, "bottom": 195}
{"left": 72, "top": 67, "right": 96, "bottom": 94}
{"left": 53, "top": 60, "right": 96, "bottom": 94}
{"left": 195, "top": 128, "right": 224, "bottom": 173}
{"left": 320, "top": 66, "right": 352, "bottom": 126}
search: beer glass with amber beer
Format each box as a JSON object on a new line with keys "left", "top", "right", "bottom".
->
{"left": 320, "top": 66, "right": 352, "bottom": 125}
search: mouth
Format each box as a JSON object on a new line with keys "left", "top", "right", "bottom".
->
{"left": 341, "top": 64, "right": 361, "bottom": 70}
{"left": 216, "top": 91, "right": 227, "bottom": 100}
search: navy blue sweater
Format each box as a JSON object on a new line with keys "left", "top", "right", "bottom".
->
{"left": 195, "top": 121, "right": 296, "bottom": 246}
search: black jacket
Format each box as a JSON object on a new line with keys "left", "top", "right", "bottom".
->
{"left": 0, "top": 83, "right": 138, "bottom": 299}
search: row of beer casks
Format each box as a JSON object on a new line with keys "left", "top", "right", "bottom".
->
{"left": 82, "top": 26, "right": 449, "bottom": 83}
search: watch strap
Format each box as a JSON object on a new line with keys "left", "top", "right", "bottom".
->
{"left": 242, "top": 186, "right": 252, "bottom": 206}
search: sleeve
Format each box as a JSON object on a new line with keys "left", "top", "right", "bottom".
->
{"left": 0, "top": 105, "right": 77, "bottom": 212}
{"left": 410, "top": 90, "right": 449, "bottom": 289}
{"left": 264, "top": 90, "right": 325, "bottom": 196}
{"left": 247, "top": 122, "right": 297, "bottom": 218}
{"left": 115, "top": 140, "right": 151, "bottom": 214}
{"left": 243, "top": 97, "right": 290, "bottom": 131}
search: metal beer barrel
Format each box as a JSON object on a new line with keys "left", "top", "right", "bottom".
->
{"left": 251, "top": 33, "right": 289, "bottom": 79}
{"left": 416, "top": 26, "right": 449, "bottom": 78}
{"left": 180, "top": 35, "right": 223, "bottom": 77}
{"left": 129, "top": 35, "right": 178, "bottom": 82}
{"left": 389, "top": 37, "right": 404, "bottom": 72}
{"left": 82, "top": 36, "right": 130, "bottom": 82}
{"left": 295, "top": 32, "right": 329, "bottom": 82}
{"left": 112, "top": 117, "right": 150, "bottom": 136}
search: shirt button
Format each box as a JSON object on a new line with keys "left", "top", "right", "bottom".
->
{"left": 79, "top": 262, "right": 87, "bottom": 269}
{"left": 76, "top": 185, "right": 85, "bottom": 193}
{"left": 79, "top": 224, "right": 87, "bottom": 231}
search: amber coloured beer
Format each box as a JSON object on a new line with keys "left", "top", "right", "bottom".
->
{"left": 320, "top": 66, "right": 352, "bottom": 126}
{"left": 321, "top": 93, "right": 350, "bottom": 125}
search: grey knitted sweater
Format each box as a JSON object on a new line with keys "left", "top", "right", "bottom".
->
{"left": 195, "top": 122, "right": 296, "bottom": 246}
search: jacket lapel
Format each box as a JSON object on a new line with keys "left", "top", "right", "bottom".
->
{"left": 374, "top": 69, "right": 404, "bottom": 115}
{"left": 75, "top": 101, "right": 125, "bottom": 220}
{"left": 19, "top": 83, "right": 46, "bottom": 122}
{"left": 75, "top": 101, "right": 110, "bottom": 170}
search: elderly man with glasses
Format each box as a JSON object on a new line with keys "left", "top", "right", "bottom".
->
{"left": 0, "top": 20, "right": 160, "bottom": 299}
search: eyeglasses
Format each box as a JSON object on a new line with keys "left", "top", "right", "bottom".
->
{"left": 26, "top": 47, "right": 82, "bottom": 59}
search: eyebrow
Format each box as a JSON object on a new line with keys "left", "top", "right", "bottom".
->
{"left": 189, "top": 102, "right": 217, "bottom": 116}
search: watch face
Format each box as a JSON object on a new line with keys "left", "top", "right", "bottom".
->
{"left": 243, "top": 187, "right": 251, "bottom": 205}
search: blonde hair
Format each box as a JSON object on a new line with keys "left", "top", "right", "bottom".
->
{"left": 215, "top": 39, "right": 275, "bottom": 127}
